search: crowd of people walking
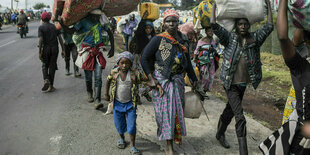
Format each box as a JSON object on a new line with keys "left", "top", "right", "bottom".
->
{"left": 34, "top": 0, "right": 310, "bottom": 154}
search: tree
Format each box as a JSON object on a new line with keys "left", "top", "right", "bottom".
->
{"left": 46, "top": 5, "right": 50, "bottom": 8}
{"left": 33, "top": 3, "right": 46, "bottom": 10}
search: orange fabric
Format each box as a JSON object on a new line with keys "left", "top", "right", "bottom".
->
{"left": 174, "top": 114, "right": 182, "bottom": 145}
{"left": 157, "top": 32, "right": 188, "bottom": 53}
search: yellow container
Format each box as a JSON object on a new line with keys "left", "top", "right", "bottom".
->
{"left": 140, "top": 2, "right": 160, "bottom": 21}
{"left": 184, "top": 67, "right": 200, "bottom": 86}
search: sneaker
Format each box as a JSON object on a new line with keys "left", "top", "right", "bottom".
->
{"left": 94, "top": 103, "right": 104, "bottom": 110}
{"left": 65, "top": 69, "right": 71, "bottom": 76}
{"left": 74, "top": 71, "right": 81, "bottom": 77}
{"left": 42, "top": 79, "right": 50, "bottom": 91}
{"left": 47, "top": 85, "right": 56, "bottom": 92}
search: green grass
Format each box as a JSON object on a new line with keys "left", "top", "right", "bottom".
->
{"left": 260, "top": 52, "right": 291, "bottom": 97}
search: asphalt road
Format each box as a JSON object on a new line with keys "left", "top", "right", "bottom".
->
{"left": 0, "top": 21, "right": 160, "bottom": 155}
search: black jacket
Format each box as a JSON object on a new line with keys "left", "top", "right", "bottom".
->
{"left": 134, "top": 19, "right": 155, "bottom": 55}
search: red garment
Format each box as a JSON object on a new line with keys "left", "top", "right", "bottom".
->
{"left": 81, "top": 43, "right": 106, "bottom": 71}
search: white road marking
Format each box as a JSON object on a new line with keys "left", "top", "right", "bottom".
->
{"left": 48, "top": 135, "right": 62, "bottom": 155}
{"left": 0, "top": 40, "right": 16, "bottom": 48}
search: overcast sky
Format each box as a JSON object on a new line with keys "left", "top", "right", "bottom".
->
{"left": 0, "top": 0, "right": 53, "bottom": 9}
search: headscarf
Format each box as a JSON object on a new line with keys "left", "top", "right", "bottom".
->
{"left": 145, "top": 20, "right": 154, "bottom": 27}
{"left": 117, "top": 51, "right": 134, "bottom": 64}
{"left": 163, "top": 9, "right": 179, "bottom": 21}
{"left": 41, "top": 12, "right": 51, "bottom": 21}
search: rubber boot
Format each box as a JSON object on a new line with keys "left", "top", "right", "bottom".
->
{"left": 237, "top": 137, "right": 248, "bottom": 155}
{"left": 87, "top": 82, "right": 94, "bottom": 103}
{"left": 216, "top": 119, "right": 230, "bottom": 148}
{"left": 94, "top": 87, "right": 103, "bottom": 110}
{"left": 65, "top": 61, "right": 70, "bottom": 76}
{"left": 74, "top": 65, "right": 81, "bottom": 77}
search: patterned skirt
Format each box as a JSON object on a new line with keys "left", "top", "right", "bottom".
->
{"left": 152, "top": 70, "right": 186, "bottom": 143}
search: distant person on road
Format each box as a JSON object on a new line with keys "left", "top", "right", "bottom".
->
{"left": 60, "top": 9, "right": 115, "bottom": 110}
{"left": 259, "top": 0, "right": 310, "bottom": 154}
{"left": 141, "top": 9, "right": 198, "bottom": 155}
{"left": 210, "top": 0, "right": 273, "bottom": 154}
{"left": 0, "top": 14, "right": 3, "bottom": 30}
{"left": 194, "top": 27, "right": 219, "bottom": 95}
{"left": 123, "top": 14, "right": 137, "bottom": 51}
{"left": 38, "top": 12, "right": 65, "bottom": 92}
{"left": 61, "top": 30, "right": 81, "bottom": 77}
{"left": 17, "top": 10, "right": 28, "bottom": 33}
{"left": 104, "top": 51, "right": 146, "bottom": 155}
{"left": 11, "top": 12, "right": 17, "bottom": 25}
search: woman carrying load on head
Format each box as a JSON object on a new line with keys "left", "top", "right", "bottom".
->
{"left": 141, "top": 9, "right": 198, "bottom": 155}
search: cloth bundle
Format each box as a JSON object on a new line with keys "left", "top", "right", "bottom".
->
{"left": 193, "top": 0, "right": 213, "bottom": 28}
{"left": 52, "top": 0, "right": 141, "bottom": 26}
{"left": 288, "top": 0, "right": 310, "bottom": 31}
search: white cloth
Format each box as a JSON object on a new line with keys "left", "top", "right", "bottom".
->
{"left": 115, "top": 71, "right": 132, "bottom": 103}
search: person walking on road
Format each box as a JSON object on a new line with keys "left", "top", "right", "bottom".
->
{"left": 194, "top": 27, "right": 219, "bottom": 94}
{"left": 60, "top": 9, "right": 115, "bottom": 110}
{"left": 104, "top": 51, "right": 145, "bottom": 155}
{"left": 141, "top": 9, "right": 198, "bottom": 155}
{"left": 123, "top": 14, "right": 137, "bottom": 51}
{"left": 210, "top": 0, "right": 274, "bottom": 154}
{"left": 61, "top": 30, "right": 81, "bottom": 77}
{"left": 38, "top": 12, "right": 65, "bottom": 92}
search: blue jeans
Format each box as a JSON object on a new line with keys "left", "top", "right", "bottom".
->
{"left": 84, "top": 61, "right": 102, "bottom": 99}
{"left": 123, "top": 33, "right": 132, "bottom": 51}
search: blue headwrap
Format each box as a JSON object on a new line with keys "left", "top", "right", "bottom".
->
{"left": 117, "top": 51, "right": 134, "bottom": 64}
{"left": 145, "top": 20, "right": 154, "bottom": 28}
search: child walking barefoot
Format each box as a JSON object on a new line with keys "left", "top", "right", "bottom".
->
{"left": 104, "top": 51, "right": 145, "bottom": 155}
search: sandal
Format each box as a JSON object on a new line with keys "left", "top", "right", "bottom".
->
{"left": 130, "top": 146, "right": 140, "bottom": 155}
{"left": 117, "top": 138, "right": 125, "bottom": 149}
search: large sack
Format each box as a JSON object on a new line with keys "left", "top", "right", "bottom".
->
{"left": 184, "top": 91, "right": 202, "bottom": 119}
{"left": 104, "top": 0, "right": 141, "bottom": 17}
{"left": 217, "top": 19, "right": 235, "bottom": 32}
{"left": 52, "top": 0, "right": 65, "bottom": 21}
{"left": 288, "top": 0, "right": 310, "bottom": 31}
{"left": 215, "top": 0, "right": 265, "bottom": 24}
{"left": 61, "top": 0, "right": 103, "bottom": 26}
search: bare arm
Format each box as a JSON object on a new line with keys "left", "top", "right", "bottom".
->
{"left": 292, "top": 28, "right": 304, "bottom": 46}
{"left": 266, "top": 0, "right": 273, "bottom": 24}
{"left": 210, "top": 2, "right": 216, "bottom": 24}
{"left": 104, "top": 78, "right": 112, "bottom": 101}
{"left": 277, "top": 0, "right": 295, "bottom": 60}
{"left": 58, "top": 34, "right": 65, "bottom": 58}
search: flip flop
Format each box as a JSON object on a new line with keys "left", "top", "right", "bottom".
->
{"left": 117, "top": 138, "right": 125, "bottom": 149}
{"left": 130, "top": 146, "right": 140, "bottom": 155}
